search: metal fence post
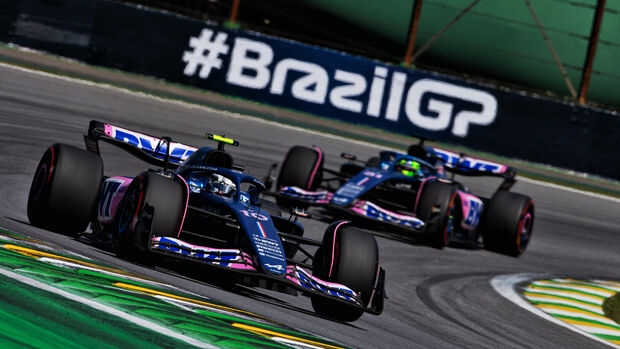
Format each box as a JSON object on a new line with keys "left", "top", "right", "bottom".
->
{"left": 578, "top": 0, "right": 606, "bottom": 105}
{"left": 227, "top": 0, "right": 241, "bottom": 28}
{"left": 404, "top": 0, "right": 424, "bottom": 66}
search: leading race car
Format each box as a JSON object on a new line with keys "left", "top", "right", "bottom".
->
{"left": 26, "top": 120, "right": 385, "bottom": 321}
{"left": 265, "top": 138, "right": 534, "bottom": 256}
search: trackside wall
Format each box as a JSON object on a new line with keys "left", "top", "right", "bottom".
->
{"left": 1, "top": 0, "right": 619, "bottom": 179}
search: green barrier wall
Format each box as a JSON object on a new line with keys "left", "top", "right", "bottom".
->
{"left": 301, "top": 0, "right": 413, "bottom": 45}
{"left": 302, "top": 0, "right": 620, "bottom": 108}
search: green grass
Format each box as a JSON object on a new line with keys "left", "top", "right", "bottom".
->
{"left": 603, "top": 294, "right": 620, "bottom": 324}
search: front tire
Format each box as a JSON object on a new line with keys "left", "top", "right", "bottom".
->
{"left": 27, "top": 144, "right": 103, "bottom": 235}
{"left": 480, "top": 191, "right": 534, "bottom": 257}
{"left": 113, "top": 172, "right": 185, "bottom": 261}
{"left": 311, "top": 221, "right": 378, "bottom": 322}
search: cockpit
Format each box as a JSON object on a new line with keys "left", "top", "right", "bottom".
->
{"left": 378, "top": 151, "right": 436, "bottom": 179}
{"left": 396, "top": 158, "right": 424, "bottom": 178}
{"left": 187, "top": 173, "right": 237, "bottom": 198}
{"left": 180, "top": 165, "right": 264, "bottom": 206}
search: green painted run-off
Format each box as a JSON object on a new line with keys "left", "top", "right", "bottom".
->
{"left": 0, "top": 228, "right": 346, "bottom": 349}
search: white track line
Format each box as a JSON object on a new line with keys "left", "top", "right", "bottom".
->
{"left": 2, "top": 61, "right": 619, "bottom": 203}
{"left": 491, "top": 274, "right": 620, "bottom": 349}
{"left": 0, "top": 267, "right": 217, "bottom": 349}
{"left": 518, "top": 177, "right": 620, "bottom": 204}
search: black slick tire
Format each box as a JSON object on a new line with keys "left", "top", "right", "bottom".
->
{"left": 311, "top": 221, "right": 378, "bottom": 322}
{"left": 277, "top": 146, "right": 323, "bottom": 190}
{"left": 27, "top": 143, "right": 103, "bottom": 235}
{"left": 480, "top": 191, "right": 534, "bottom": 257}
{"left": 113, "top": 172, "right": 185, "bottom": 262}
{"left": 276, "top": 145, "right": 324, "bottom": 208}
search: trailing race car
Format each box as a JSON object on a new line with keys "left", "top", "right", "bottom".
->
{"left": 265, "top": 138, "right": 534, "bottom": 256}
{"left": 26, "top": 120, "right": 384, "bottom": 321}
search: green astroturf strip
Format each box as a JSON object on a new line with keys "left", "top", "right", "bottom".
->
{"left": 135, "top": 307, "right": 214, "bottom": 323}
{"left": 76, "top": 268, "right": 175, "bottom": 290}
{"left": 0, "top": 273, "right": 192, "bottom": 349}
{"left": 94, "top": 294, "right": 173, "bottom": 308}
{"left": 0, "top": 230, "right": 349, "bottom": 349}
{"left": 525, "top": 291, "right": 601, "bottom": 307}
{"left": 41, "top": 274, "right": 282, "bottom": 346}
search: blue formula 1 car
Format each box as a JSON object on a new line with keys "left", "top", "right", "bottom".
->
{"left": 26, "top": 120, "right": 384, "bottom": 321}
{"left": 265, "top": 139, "right": 534, "bottom": 257}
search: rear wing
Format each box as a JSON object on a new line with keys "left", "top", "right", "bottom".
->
{"left": 433, "top": 147, "right": 516, "bottom": 190}
{"left": 84, "top": 120, "right": 197, "bottom": 168}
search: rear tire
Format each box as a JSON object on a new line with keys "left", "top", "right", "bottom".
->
{"left": 480, "top": 191, "right": 534, "bottom": 257}
{"left": 311, "top": 221, "right": 378, "bottom": 322}
{"left": 27, "top": 144, "right": 103, "bottom": 235}
{"left": 415, "top": 181, "right": 459, "bottom": 248}
{"left": 113, "top": 172, "right": 185, "bottom": 262}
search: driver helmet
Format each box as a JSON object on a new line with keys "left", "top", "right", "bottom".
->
{"left": 206, "top": 173, "right": 236, "bottom": 197}
{"left": 398, "top": 159, "right": 422, "bottom": 177}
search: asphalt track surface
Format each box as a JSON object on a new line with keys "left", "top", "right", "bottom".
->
{"left": 2, "top": 63, "right": 620, "bottom": 348}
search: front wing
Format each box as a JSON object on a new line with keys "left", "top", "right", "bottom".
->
{"left": 150, "top": 236, "right": 384, "bottom": 315}
{"left": 275, "top": 186, "right": 427, "bottom": 234}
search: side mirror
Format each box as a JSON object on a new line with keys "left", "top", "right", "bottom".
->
{"left": 341, "top": 153, "right": 357, "bottom": 161}
{"left": 289, "top": 207, "right": 312, "bottom": 221}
